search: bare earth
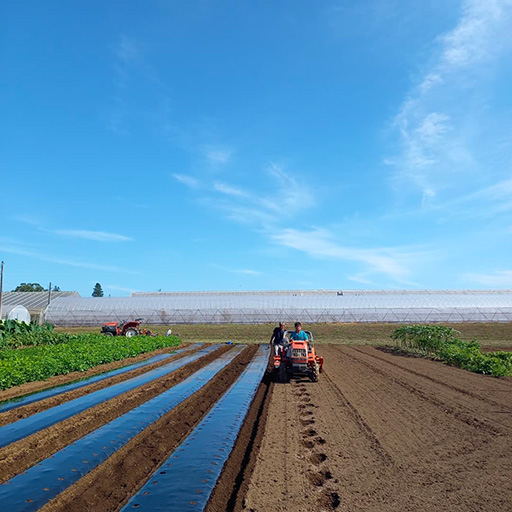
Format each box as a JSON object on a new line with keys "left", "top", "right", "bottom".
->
{"left": 0, "top": 343, "right": 511, "bottom": 511}
{"left": 243, "top": 345, "right": 512, "bottom": 512}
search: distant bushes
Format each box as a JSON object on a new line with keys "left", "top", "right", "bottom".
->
{"left": 391, "top": 325, "right": 512, "bottom": 378}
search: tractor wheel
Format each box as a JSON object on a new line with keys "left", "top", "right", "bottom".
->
{"left": 310, "top": 362, "right": 320, "bottom": 382}
{"left": 279, "top": 364, "right": 287, "bottom": 383}
{"left": 103, "top": 332, "right": 114, "bottom": 337}
{"left": 125, "top": 328, "right": 138, "bottom": 338}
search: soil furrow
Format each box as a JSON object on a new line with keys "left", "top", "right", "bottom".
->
{"left": 340, "top": 346, "right": 510, "bottom": 434}
{"left": 355, "top": 345, "right": 512, "bottom": 408}
{"left": 243, "top": 345, "right": 512, "bottom": 511}
{"left": 0, "top": 344, "right": 230, "bottom": 483}
{"left": 40, "top": 345, "right": 258, "bottom": 512}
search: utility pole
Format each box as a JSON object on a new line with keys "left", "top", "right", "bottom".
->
{"left": 0, "top": 261, "right": 4, "bottom": 319}
{"left": 48, "top": 282, "right": 52, "bottom": 305}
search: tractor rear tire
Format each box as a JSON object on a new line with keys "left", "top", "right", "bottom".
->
{"left": 310, "top": 362, "right": 320, "bottom": 382}
{"left": 125, "top": 328, "right": 138, "bottom": 338}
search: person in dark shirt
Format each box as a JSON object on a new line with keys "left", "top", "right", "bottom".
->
{"left": 270, "top": 322, "right": 287, "bottom": 355}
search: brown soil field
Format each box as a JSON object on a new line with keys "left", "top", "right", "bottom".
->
{"left": 1, "top": 343, "right": 511, "bottom": 511}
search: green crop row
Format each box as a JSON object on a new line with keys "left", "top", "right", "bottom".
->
{"left": 391, "top": 325, "right": 512, "bottom": 377}
{"left": 0, "top": 334, "right": 181, "bottom": 390}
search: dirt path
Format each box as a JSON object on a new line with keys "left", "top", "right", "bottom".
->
{"left": 243, "top": 345, "right": 512, "bottom": 512}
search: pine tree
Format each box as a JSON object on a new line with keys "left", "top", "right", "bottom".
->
{"left": 92, "top": 283, "right": 104, "bottom": 297}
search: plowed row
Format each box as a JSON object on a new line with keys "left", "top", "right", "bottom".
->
{"left": 1, "top": 343, "right": 511, "bottom": 511}
{"left": 244, "top": 345, "right": 512, "bottom": 512}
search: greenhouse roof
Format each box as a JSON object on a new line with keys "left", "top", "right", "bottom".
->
{"left": 2, "top": 291, "right": 79, "bottom": 310}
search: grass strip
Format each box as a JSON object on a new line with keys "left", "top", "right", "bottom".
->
{"left": 0, "top": 334, "right": 181, "bottom": 390}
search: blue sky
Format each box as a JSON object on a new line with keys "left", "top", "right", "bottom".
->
{"left": 1, "top": 0, "right": 511, "bottom": 296}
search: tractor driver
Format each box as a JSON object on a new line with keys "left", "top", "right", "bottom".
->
{"left": 289, "top": 322, "right": 308, "bottom": 342}
{"left": 270, "top": 322, "right": 287, "bottom": 356}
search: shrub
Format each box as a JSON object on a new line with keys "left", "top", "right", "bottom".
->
{"left": 391, "top": 325, "right": 512, "bottom": 378}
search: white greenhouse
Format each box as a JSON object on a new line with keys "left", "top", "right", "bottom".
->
{"left": 44, "top": 290, "right": 512, "bottom": 327}
{"left": 1, "top": 304, "right": 31, "bottom": 324}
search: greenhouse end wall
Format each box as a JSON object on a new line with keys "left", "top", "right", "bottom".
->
{"left": 44, "top": 291, "right": 512, "bottom": 327}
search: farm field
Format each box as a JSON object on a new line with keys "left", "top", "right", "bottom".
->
{"left": 0, "top": 334, "right": 511, "bottom": 511}
{"left": 58, "top": 322, "right": 512, "bottom": 349}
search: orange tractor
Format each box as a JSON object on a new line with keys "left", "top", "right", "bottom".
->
{"left": 274, "top": 330, "right": 324, "bottom": 383}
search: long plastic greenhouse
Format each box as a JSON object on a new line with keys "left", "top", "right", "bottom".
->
{"left": 44, "top": 290, "right": 512, "bottom": 326}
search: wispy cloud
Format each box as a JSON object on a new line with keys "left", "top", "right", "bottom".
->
{"left": 233, "top": 269, "right": 261, "bottom": 275}
{"left": 272, "top": 227, "right": 423, "bottom": 284}
{"left": 115, "top": 35, "right": 140, "bottom": 64}
{"left": 173, "top": 173, "right": 200, "bottom": 188}
{"left": 205, "top": 148, "right": 232, "bottom": 165}
{"left": 209, "top": 162, "right": 316, "bottom": 227}
{"left": 52, "top": 229, "right": 133, "bottom": 242}
{"left": 210, "top": 264, "right": 262, "bottom": 276}
{"left": 390, "top": 0, "right": 512, "bottom": 205}
{"left": 104, "top": 284, "right": 138, "bottom": 294}
{"left": 0, "top": 242, "right": 135, "bottom": 274}
{"left": 465, "top": 270, "right": 512, "bottom": 287}
{"left": 214, "top": 182, "right": 248, "bottom": 197}
{"left": 13, "top": 214, "right": 43, "bottom": 227}
{"left": 14, "top": 216, "right": 134, "bottom": 243}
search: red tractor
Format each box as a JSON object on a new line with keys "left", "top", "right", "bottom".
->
{"left": 101, "top": 318, "right": 153, "bottom": 337}
{"left": 274, "top": 330, "right": 324, "bottom": 383}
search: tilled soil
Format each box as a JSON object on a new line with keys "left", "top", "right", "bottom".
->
{"left": 243, "top": 345, "right": 512, "bottom": 512}
{"left": 1, "top": 343, "right": 511, "bottom": 512}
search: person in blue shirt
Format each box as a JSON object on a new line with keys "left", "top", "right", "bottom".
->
{"left": 289, "top": 322, "right": 308, "bottom": 341}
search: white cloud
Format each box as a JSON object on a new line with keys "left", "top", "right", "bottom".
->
{"left": 435, "top": 177, "right": 512, "bottom": 218}
{"left": 214, "top": 182, "right": 248, "bottom": 197}
{"left": 191, "top": 162, "right": 316, "bottom": 228}
{"left": 465, "top": 269, "right": 512, "bottom": 287}
{"left": 14, "top": 214, "right": 43, "bottom": 227}
{"left": 210, "top": 263, "right": 262, "bottom": 276}
{"left": 233, "top": 269, "right": 261, "bottom": 275}
{"left": 52, "top": 230, "right": 133, "bottom": 242}
{"left": 272, "top": 227, "right": 422, "bottom": 284}
{"left": 104, "top": 284, "right": 138, "bottom": 293}
{"left": 115, "top": 35, "right": 140, "bottom": 63}
{"left": 0, "top": 243, "right": 134, "bottom": 273}
{"left": 391, "top": 0, "right": 512, "bottom": 203}
{"left": 205, "top": 148, "right": 232, "bottom": 165}
{"left": 173, "top": 173, "right": 200, "bottom": 188}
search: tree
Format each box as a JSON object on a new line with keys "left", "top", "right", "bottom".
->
{"left": 92, "top": 283, "right": 104, "bottom": 297}
{"left": 52, "top": 285, "right": 61, "bottom": 292}
{"left": 13, "top": 283, "right": 45, "bottom": 292}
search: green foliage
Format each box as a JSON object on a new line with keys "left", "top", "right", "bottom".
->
{"left": 391, "top": 325, "right": 512, "bottom": 378}
{"left": 0, "top": 320, "right": 56, "bottom": 348}
{"left": 0, "top": 334, "right": 181, "bottom": 390}
{"left": 13, "top": 282, "right": 46, "bottom": 292}
{"left": 92, "top": 282, "right": 104, "bottom": 297}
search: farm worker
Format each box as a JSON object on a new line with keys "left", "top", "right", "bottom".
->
{"left": 289, "top": 321, "right": 308, "bottom": 341}
{"left": 270, "top": 322, "right": 287, "bottom": 356}
{"left": 288, "top": 321, "right": 309, "bottom": 356}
